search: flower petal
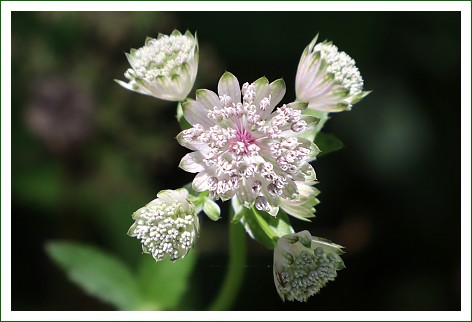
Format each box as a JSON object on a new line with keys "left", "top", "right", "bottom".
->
{"left": 218, "top": 71, "right": 241, "bottom": 103}
{"left": 192, "top": 171, "right": 211, "bottom": 192}
{"left": 182, "top": 99, "right": 215, "bottom": 128}
{"left": 196, "top": 89, "right": 221, "bottom": 110}
{"left": 176, "top": 131, "right": 209, "bottom": 151}
{"left": 179, "top": 152, "right": 206, "bottom": 173}
{"left": 261, "top": 79, "right": 286, "bottom": 119}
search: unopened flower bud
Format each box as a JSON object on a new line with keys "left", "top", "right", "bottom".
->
{"left": 273, "top": 231, "right": 345, "bottom": 302}
{"left": 116, "top": 30, "right": 198, "bottom": 102}
{"left": 128, "top": 188, "right": 199, "bottom": 261}
{"left": 296, "top": 35, "right": 370, "bottom": 112}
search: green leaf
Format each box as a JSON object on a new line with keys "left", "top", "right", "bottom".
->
{"left": 137, "top": 251, "right": 196, "bottom": 310}
{"left": 45, "top": 241, "right": 142, "bottom": 310}
{"left": 240, "top": 207, "right": 295, "bottom": 249}
{"left": 203, "top": 198, "right": 221, "bottom": 221}
{"left": 315, "top": 132, "right": 344, "bottom": 157}
{"left": 176, "top": 102, "right": 191, "bottom": 130}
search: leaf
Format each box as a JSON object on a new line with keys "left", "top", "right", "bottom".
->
{"left": 240, "top": 207, "right": 295, "bottom": 249}
{"left": 203, "top": 198, "right": 221, "bottom": 221}
{"left": 315, "top": 132, "right": 344, "bottom": 157}
{"left": 137, "top": 251, "right": 196, "bottom": 310}
{"left": 45, "top": 241, "right": 142, "bottom": 310}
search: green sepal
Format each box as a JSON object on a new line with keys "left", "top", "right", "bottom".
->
{"left": 203, "top": 198, "right": 221, "bottom": 221}
{"left": 176, "top": 102, "right": 192, "bottom": 130}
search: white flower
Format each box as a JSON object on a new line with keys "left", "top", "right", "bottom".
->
{"left": 279, "top": 180, "right": 320, "bottom": 221}
{"left": 295, "top": 35, "right": 370, "bottom": 112}
{"left": 177, "top": 72, "right": 319, "bottom": 217}
{"left": 273, "top": 231, "right": 345, "bottom": 302}
{"left": 128, "top": 188, "right": 199, "bottom": 261}
{"left": 116, "top": 30, "right": 198, "bottom": 102}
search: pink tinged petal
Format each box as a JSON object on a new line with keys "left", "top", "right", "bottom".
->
{"left": 179, "top": 152, "right": 206, "bottom": 173}
{"left": 196, "top": 89, "right": 222, "bottom": 110}
{"left": 182, "top": 99, "right": 215, "bottom": 128}
{"left": 296, "top": 53, "right": 325, "bottom": 101}
{"left": 218, "top": 71, "right": 241, "bottom": 103}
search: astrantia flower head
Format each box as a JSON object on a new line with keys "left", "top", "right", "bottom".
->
{"left": 116, "top": 30, "right": 198, "bottom": 102}
{"left": 177, "top": 72, "right": 319, "bottom": 216}
{"left": 296, "top": 35, "right": 370, "bottom": 112}
{"left": 273, "top": 230, "right": 345, "bottom": 302}
{"left": 128, "top": 188, "right": 199, "bottom": 261}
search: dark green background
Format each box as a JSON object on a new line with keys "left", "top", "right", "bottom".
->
{"left": 11, "top": 11, "right": 461, "bottom": 310}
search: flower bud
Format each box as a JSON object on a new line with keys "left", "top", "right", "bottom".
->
{"left": 273, "top": 231, "right": 345, "bottom": 302}
{"left": 116, "top": 30, "right": 198, "bottom": 102}
{"left": 295, "top": 35, "right": 370, "bottom": 112}
{"left": 128, "top": 188, "right": 199, "bottom": 261}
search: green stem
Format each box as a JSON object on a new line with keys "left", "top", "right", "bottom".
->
{"left": 209, "top": 211, "right": 246, "bottom": 310}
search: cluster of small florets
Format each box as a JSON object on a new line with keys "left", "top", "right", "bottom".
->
{"left": 179, "top": 81, "right": 316, "bottom": 213}
{"left": 273, "top": 231, "right": 345, "bottom": 302}
{"left": 128, "top": 196, "right": 197, "bottom": 261}
{"left": 127, "top": 34, "right": 194, "bottom": 81}
{"left": 314, "top": 42, "right": 364, "bottom": 96}
{"left": 277, "top": 247, "right": 342, "bottom": 302}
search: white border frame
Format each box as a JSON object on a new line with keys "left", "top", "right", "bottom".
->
{"left": 2, "top": 1, "right": 471, "bottom": 321}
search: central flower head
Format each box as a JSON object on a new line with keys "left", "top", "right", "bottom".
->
{"left": 177, "top": 72, "right": 318, "bottom": 216}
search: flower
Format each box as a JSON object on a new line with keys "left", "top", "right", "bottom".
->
{"left": 279, "top": 180, "right": 320, "bottom": 221}
{"left": 128, "top": 188, "right": 199, "bottom": 261}
{"left": 295, "top": 35, "right": 370, "bottom": 112}
{"left": 273, "top": 230, "right": 345, "bottom": 302}
{"left": 116, "top": 30, "right": 198, "bottom": 102}
{"left": 177, "top": 72, "right": 319, "bottom": 216}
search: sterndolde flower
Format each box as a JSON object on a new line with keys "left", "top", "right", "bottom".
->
{"left": 177, "top": 72, "right": 319, "bottom": 216}
{"left": 128, "top": 188, "right": 199, "bottom": 261}
{"left": 295, "top": 35, "right": 370, "bottom": 112}
{"left": 116, "top": 30, "right": 198, "bottom": 102}
{"left": 273, "top": 231, "right": 345, "bottom": 302}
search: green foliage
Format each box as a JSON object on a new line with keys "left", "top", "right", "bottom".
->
{"left": 237, "top": 204, "right": 294, "bottom": 249}
{"left": 45, "top": 241, "right": 142, "bottom": 310}
{"left": 137, "top": 252, "right": 196, "bottom": 310}
{"left": 45, "top": 241, "right": 197, "bottom": 310}
{"left": 315, "top": 132, "right": 344, "bottom": 157}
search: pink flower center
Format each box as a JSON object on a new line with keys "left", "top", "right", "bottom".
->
{"left": 229, "top": 126, "right": 258, "bottom": 155}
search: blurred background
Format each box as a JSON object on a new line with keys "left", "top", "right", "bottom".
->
{"left": 11, "top": 11, "right": 460, "bottom": 310}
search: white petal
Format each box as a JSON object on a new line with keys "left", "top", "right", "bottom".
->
{"left": 252, "top": 77, "right": 270, "bottom": 107}
{"left": 196, "top": 89, "right": 221, "bottom": 110}
{"left": 261, "top": 79, "right": 286, "bottom": 119}
{"left": 176, "top": 131, "right": 209, "bottom": 151}
{"left": 218, "top": 71, "right": 241, "bottom": 103}
{"left": 192, "top": 171, "right": 211, "bottom": 192}
{"left": 182, "top": 99, "right": 215, "bottom": 128}
{"left": 179, "top": 152, "right": 206, "bottom": 173}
